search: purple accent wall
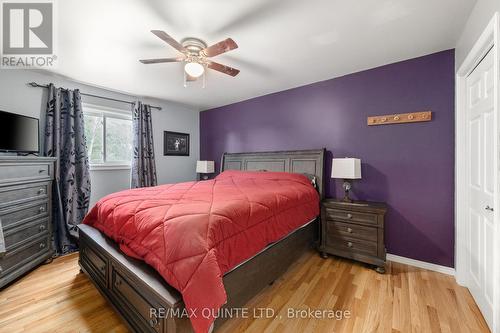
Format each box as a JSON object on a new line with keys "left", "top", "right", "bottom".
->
{"left": 200, "top": 50, "right": 455, "bottom": 267}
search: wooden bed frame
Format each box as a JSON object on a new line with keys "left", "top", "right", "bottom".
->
{"left": 79, "top": 149, "right": 325, "bottom": 333}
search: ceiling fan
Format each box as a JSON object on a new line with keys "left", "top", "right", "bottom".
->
{"left": 139, "top": 30, "right": 240, "bottom": 86}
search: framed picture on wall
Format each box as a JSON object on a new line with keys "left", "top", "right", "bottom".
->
{"left": 164, "top": 131, "right": 190, "bottom": 156}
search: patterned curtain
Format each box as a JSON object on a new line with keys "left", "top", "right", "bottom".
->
{"left": 131, "top": 102, "right": 158, "bottom": 188}
{"left": 44, "top": 84, "right": 91, "bottom": 255}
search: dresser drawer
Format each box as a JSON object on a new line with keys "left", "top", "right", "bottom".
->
{"left": 0, "top": 182, "right": 49, "bottom": 209}
{"left": 4, "top": 219, "right": 49, "bottom": 250}
{"left": 325, "top": 208, "right": 378, "bottom": 226}
{"left": 0, "top": 201, "right": 48, "bottom": 230}
{"left": 0, "top": 163, "right": 51, "bottom": 184}
{"left": 326, "top": 220, "right": 377, "bottom": 242}
{"left": 0, "top": 236, "right": 50, "bottom": 277}
{"left": 111, "top": 267, "right": 163, "bottom": 333}
{"left": 327, "top": 237, "right": 378, "bottom": 257}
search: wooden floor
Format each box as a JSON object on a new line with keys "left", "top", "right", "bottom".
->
{"left": 0, "top": 251, "right": 489, "bottom": 333}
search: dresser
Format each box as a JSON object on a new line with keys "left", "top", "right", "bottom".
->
{"left": 0, "top": 156, "right": 56, "bottom": 288}
{"left": 319, "top": 199, "right": 387, "bottom": 273}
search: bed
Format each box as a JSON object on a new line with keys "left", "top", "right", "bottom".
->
{"left": 78, "top": 149, "right": 325, "bottom": 333}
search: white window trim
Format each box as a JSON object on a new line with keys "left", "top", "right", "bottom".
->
{"left": 83, "top": 103, "right": 133, "bottom": 169}
{"left": 89, "top": 164, "right": 131, "bottom": 171}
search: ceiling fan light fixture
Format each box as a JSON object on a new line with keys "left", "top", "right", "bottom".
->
{"left": 140, "top": 32, "right": 240, "bottom": 85}
{"left": 184, "top": 62, "right": 205, "bottom": 78}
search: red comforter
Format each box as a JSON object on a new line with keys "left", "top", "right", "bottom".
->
{"left": 83, "top": 170, "right": 319, "bottom": 332}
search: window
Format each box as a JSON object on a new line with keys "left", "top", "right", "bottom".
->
{"left": 83, "top": 104, "right": 133, "bottom": 169}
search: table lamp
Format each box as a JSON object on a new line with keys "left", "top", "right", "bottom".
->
{"left": 196, "top": 161, "right": 215, "bottom": 180}
{"left": 331, "top": 158, "right": 362, "bottom": 202}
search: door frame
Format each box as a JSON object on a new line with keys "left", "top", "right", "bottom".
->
{"left": 456, "top": 12, "right": 500, "bottom": 331}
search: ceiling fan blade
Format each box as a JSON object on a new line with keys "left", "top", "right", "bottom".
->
{"left": 151, "top": 30, "right": 187, "bottom": 53}
{"left": 139, "top": 57, "right": 183, "bottom": 64}
{"left": 207, "top": 61, "right": 240, "bottom": 77}
{"left": 202, "top": 38, "right": 238, "bottom": 57}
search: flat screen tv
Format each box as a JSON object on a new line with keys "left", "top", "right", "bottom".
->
{"left": 0, "top": 110, "right": 39, "bottom": 154}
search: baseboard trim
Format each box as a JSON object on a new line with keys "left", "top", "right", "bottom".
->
{"left": 387, "top": 253, "right": 455, "bottom": 276}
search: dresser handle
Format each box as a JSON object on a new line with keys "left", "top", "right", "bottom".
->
{"left": 485, "top": 206, "right": 494, "bottom": 212}
{"left": 39, "top": 206, "right": 45, "bottom": 213}
{"left": 39, "top": 224, "right": 46, "bottom": 231}
{"left": 39, "top": 243, "right": 46, "bottom": 249}
{"left": 149, "top": 317, "right": 158, "bottom": 327}
{"left": 347, "top": 242, "right": 353, "bottom": 248}
{"left": 115, "top": 279, "right": 122, "bottom": 287}
{"left": 347, "top": 213, "right": 353, "bottom": 219}
{"left": 38, "top": 188, "right": 45, "bottom": 195}
{"left": 38, "top": 169, "right": 45, "bottom": 174}
{"left": 100, "top": 265, "right": 106, "bottom": 272}
{"left": 347, "top": 227, "right": 353, "bottom": 233}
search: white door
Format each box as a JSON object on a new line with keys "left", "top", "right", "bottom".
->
{"left": 466, "top": 47, "right": 495, "bottom": 330}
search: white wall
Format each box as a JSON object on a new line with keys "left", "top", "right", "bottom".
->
{"left": 89, "top": 169, "right": 131, "bottom": 206}
{"left": 456, "top": 0, "right": 500, "bottom": 68}
{"left": 0, "top": 69, "right": 200, "bottom": 206}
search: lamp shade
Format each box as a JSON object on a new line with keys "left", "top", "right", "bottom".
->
{"left": 196, "top": 161, "right": 215, "bottom": 174}
{"left": 331, "top": 158, "right": 362, "bottom": 179}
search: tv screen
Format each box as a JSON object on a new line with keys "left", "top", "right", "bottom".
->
{"left": 0, "top": 110, "right": 39, "bottom": 153}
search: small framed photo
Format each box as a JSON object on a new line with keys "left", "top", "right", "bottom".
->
{"left": 164, "top": 131, "right": 190, "bottom": 156}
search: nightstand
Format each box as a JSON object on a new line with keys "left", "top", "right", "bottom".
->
{"left": 319, "top": 199, "right": 387, "bottom": 273}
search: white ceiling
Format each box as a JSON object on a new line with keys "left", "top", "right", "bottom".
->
{"left": 55, "top": 0, "right": 476, "bottom": 110}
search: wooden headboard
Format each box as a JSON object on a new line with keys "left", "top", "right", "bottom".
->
{"left": 220, "top": 149, "right": 326, "bottom": 199}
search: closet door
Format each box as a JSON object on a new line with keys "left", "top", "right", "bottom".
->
{"left": 465, "top": 47, "right": 495, "bottom": 330}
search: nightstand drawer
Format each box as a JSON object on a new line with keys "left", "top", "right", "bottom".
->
{"left": 327, "top": 237, "right": 378, "bottom": 256}
{"left": 325, "top": 208, "right": 378, "bottom": 226}
{"left": 326, "top": 220, "right": 377, "bottom": 242}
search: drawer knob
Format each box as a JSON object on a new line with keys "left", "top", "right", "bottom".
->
{"left": 38, "top": 188, "right": 45, "bottom": 195}
{"left": 149, "top": 318, "right": 158, "bottom": 327}
{"left": 347, "top": 242, "right": 353, "bottom": 248}
{"left": 39, "top": 224, "right": 46, "bottom": 231}
{"left": 347, "top": 227, "right": 353, "bottom": 233}
{"left": 100, "top": 265, "right": 106, "bottom": 272}
{"left": 39, "top": 206, "right": 45, "bottom": 213}
{"left": 347, "top": 213, "right": 353, "bottom": 219}
{"left": 115, "top": 279, "right": 122, "bottom": 287}
{"left": 39, "top": 243, "right": 46, "bottom": 249}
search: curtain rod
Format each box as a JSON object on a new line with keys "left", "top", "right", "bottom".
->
{"left": 27, "top": 82, "right": 162, "bottom": 110}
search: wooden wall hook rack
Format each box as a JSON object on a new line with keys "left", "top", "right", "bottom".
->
{"left": 367, "top": 111, "right": 432, "bottom": 126}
